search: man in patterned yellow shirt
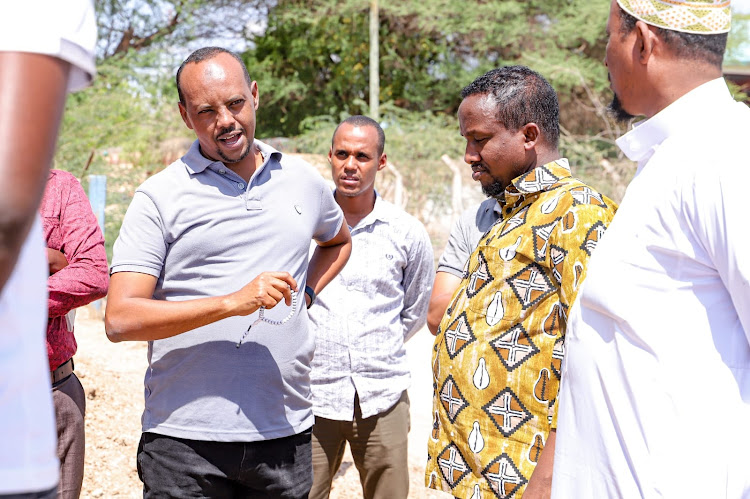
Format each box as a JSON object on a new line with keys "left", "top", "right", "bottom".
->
{"left": 425, "top": 66, "right": 617, "bottom": 499}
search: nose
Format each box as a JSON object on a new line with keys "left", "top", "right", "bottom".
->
{"left": 217, "top": 106, "right": 235, "bottom": 129}
{"left": 464, "top": 142, "right": 480, "bottom": 165}
{"left": 343, "top": 155, "right": 357, "bottom": 171}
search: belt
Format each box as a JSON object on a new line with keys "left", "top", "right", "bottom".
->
{"left": 51, "top": 358, "right": 74, "bottom": 385}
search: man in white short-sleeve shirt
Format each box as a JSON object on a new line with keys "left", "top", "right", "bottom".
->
{"left": 0, "top": 1, "right": 96, "bottom": 497}
{"left": 552, "top": 1, "right": 750, "bottom": 497}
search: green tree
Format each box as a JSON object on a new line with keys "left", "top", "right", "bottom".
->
{"left": 246, "top": 0, "right": 615, "bottom": 139}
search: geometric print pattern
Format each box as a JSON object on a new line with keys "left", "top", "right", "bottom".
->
{"left": 580, "top": 220, "right": 607, "bottom": 256}
{"left": 500, "top": 205, "right": 529, "bottom": 237}
{"left": 443, "top": 312, "right": 476, "bottom": 359}
{"left": 507, "top": 262, "right": 555, "bottom": 310}
{"left": 482, "top": 453, "right": 528, "bottom": 499}
{"left": 439, "top": 374, "right": 469, "bottom": 423}
{"left": 426, "top": 159, "right": 618, "bottom": 498}
{"left": 482, "top": 388, "right": 533, "bottom": 437}
{"left": 532, "top": 219, "right": 559, "bottom": 262}
{"left": 490, "top": 324, "right": 540, "bottom": 371}
{"left": 437, "top": 443, "right": 471, "bottom": 488}
{"left": 569, "top": 185, "right": 608, "bottom": 208}
{"left": 618, "top": 0, "right": 731, "bottom": 34}
{"left": 467, "top": 250, "right": 494, "bottom": 298}
{"left": 551, "top": 336, "right": 565, "bottom": 380}
{"left": 514, "top": 165, "right": 560, "bottom": 193}
{"left": 549, "top": 244, "right": 567, "bottom": 284}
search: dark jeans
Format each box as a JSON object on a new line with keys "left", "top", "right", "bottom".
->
{"left": 0, "top": 487, "right": 57, "bottom": 499}
{"left": 137, "top": 429, "right": 313, "bottom": 498}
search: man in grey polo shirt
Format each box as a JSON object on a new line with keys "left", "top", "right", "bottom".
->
{"left": 426, "top": 199, "right": 500, "bottom": 334}
{"left": 105, "top": 46, "right": 352, "bottom": 498}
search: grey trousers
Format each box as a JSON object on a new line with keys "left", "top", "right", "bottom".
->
{"left": 310, "top": 391, "right": 410, "bottom": 499}
{"left": 52, "top": 373, "right": 86, "bottom": 499}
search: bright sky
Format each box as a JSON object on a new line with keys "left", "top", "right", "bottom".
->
{"left": 733, "top": 0, "right": 750, "bottom": 63}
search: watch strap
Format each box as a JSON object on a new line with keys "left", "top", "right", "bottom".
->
{"left": 304, "top": 285, "right": 316, "bottom": 309}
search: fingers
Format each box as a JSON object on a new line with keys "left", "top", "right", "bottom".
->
{"left": 238, "top": 272, "right": 297, "bottom": 313}
{"left": 267, "top": 271, "right": 297, "bottom": 292}
{"left": 262, "top": 272, "right": 296, "bottom": 308}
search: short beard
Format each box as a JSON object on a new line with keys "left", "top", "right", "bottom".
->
{"left": 608, "top": 93, "right": 636, "bottom": 123}
{"left": 217, "top": 142, "right": 252, "bottom": 164}
{"left": 216, "top": 125, "right": 252, "bottom": 164}
{"left": 482, "top": 179, "right": 505, "bottom": 198}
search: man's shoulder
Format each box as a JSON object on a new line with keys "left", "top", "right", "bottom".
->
{"left": 48, "top": 169, "right": 79, "bottom": 185}
{"left": 275, "top": 151, "right": 329, "bottom": 183}
{"left": 136, "top": 160, "right": 191, "bottom": 195}
{"left": 44, "top": 169, "right": 80, "bottom": 197}
{"left": 544, "top": 176, "right": 617, "bottom": 214}
{"left": 378, "top": 198, "right": 425, "bottom": 227}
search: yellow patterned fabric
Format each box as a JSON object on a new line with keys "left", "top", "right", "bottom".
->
{"left": 617, "top": 0, "right": 731, "bottom": 34}
{"left": 425, "top": 159, "right": 617, "bottom": 499}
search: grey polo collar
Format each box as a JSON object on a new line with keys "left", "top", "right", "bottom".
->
{"left": 181, "top": 139, "right": 282, "bottom": 175}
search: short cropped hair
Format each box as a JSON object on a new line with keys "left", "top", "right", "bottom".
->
{"left": 461, "top": 66, "right": 560, "bottom": 148}
{"left": 176, "top": 47, "right": 252, "bottom": 105}
{"left": 332, "top": 115, "right": 386, "bottom": 156}
{"left": 618, "top": 7, "right": 727, "bottom": 68}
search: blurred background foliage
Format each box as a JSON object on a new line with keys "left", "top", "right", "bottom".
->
{"left": 54, "top": 0, "right": 750, "bottom": 259}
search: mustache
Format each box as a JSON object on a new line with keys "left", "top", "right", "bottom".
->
{"left": 217, "top": 125, "right": 243, "bottom": 138}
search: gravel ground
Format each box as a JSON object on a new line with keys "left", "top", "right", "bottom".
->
{"left": 74, "top": 308, "right": 450, "bottom": 499}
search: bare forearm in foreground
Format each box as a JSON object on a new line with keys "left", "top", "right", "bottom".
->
{"left": 105, "top": 271, "right": 297, "bottom": 342}
{"left": 0, "top": 53, "right": 70, "bottom": 292}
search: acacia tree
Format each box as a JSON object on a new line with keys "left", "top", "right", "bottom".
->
{"left": 95, "top": 0, "right": 270, "bottom": 58}
{"left": 246, "top": 0, "right": 613, "bottom": 137}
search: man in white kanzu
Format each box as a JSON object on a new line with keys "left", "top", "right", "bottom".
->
{"left": 552, "top": 1, "right": 750, "bottom": 497}
{"left": 308, "top": 116, "right": 434, "bottom": 499}
{"left": 0, "top": 1, "right": 96, "bottom": 498}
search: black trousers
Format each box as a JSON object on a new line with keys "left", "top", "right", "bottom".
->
{"left": 137, "top": 428, "right": 313, "bottom": 498}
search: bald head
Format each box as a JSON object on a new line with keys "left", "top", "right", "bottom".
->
{"left": 176, "top": 47, "right": 252, "bottom": 105}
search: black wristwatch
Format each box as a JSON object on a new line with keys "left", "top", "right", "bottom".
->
{"left": 304, "top": 285, "right": 316, "bottom": 309}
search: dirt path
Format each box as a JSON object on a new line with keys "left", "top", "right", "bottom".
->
{"left": 74, "top": 309, "right": 449, "bottom": 498}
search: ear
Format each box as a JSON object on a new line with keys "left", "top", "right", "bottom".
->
{"left": 327, "top": 147, "right": 333, "bottom": 165}
{"left": 178, "top": 102, "right": 193, "bottom": 130}
{"left": 377, "top": 153, "right": 388, "bottom": 172}
{"left": 521, "top": 123, "right": 540, "bottom": 151}
{"left": 250, "top": 81, "right": 259, "bottom": 110}
{"left": 635, "top": 20, "right": 657, "bottom": 64}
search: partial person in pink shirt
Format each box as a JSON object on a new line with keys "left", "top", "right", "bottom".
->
{"left": 41, "top": 169, "right": 108, "bottom": 499}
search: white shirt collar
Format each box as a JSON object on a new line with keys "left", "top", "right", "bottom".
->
{"left": 616, "top": 78, "right": 731, "bottom": 168}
